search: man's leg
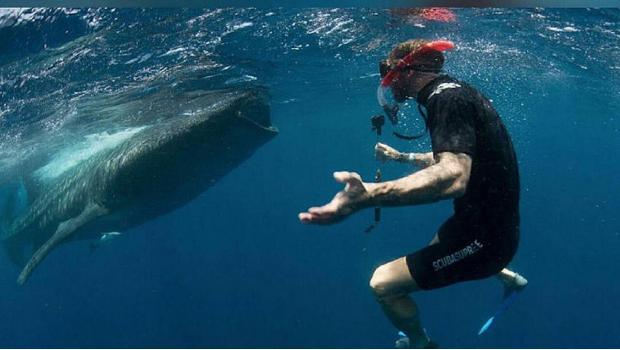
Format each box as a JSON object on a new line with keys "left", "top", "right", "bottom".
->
{"left": 496, "top": 268, "right": 528, "bottom": 295}
{"left": 369, "top": 257, "right": 431, "bottom": 349}
{"left": 432, "top": 234, "right": 527, "bottom": 293}
{"left": 496, "top": 268, "right": 517, "bottom": 283}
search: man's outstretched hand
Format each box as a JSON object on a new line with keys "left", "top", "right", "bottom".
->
{"left": 298, "top": 171, "right": 371, "bottom": 225}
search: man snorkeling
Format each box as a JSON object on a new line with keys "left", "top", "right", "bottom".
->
{"left": 299, "top": 39, "right": 527, "bottom": 348}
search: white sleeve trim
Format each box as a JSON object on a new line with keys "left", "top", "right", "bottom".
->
{"left": 428, "top": 82, "right": 462, "bottom": 100}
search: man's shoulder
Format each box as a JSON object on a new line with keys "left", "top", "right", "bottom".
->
{"left": 428, "top": 81, "right": 463, "bottom": 100}
{"left": 425, "top": 82, "right": 474, "bottom": 113}
{"left": 426, "top": 76, "right": 471, "bottom": 102}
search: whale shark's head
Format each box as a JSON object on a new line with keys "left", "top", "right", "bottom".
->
{"left": 98, "top": 87, "right": 278, "bottom": 211}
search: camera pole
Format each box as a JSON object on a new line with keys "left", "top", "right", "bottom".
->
{"left": 365, "top": 115, "right": 384, "bottom": 234}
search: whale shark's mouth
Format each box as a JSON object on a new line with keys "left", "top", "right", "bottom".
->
{"left": 33, "top": 126, "right": 149, "bottom": 182}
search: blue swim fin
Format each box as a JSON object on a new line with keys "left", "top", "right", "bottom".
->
{"left": 478, "top": 290, "right": 520, "bottom": 335}
{"left": 478, "top": 316, "right": 495, "bottom": 335}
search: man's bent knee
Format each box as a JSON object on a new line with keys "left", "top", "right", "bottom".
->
{"left": 369, "top": 257, "right": 419, "bottom": 299}
{"left": 369, "top": 264, "right": 395, "bottom": 298}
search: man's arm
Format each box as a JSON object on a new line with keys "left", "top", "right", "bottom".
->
{"left": 365, "top": 152, "right": 471, "bottom": 207}
{"left": 397, "top": 151, "right": 436, "bottom": 168}
{"left": 375, "top": 143, "right": 435, "bottom": 168}
{"left": 298, "top": 152, "right": 471, "bottom": 225}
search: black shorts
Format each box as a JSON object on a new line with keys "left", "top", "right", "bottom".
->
{"left": 406, "top": 216, "right": 518, "bottom": 290}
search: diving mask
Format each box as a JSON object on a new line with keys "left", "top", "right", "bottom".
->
{"left": 377, "top": 40, "right": 455, "bottom": 134}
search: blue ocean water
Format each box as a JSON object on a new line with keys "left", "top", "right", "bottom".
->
{"left": 0, "top": 8, "right": 619, "bottom": 348}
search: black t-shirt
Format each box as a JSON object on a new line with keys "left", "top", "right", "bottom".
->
{"left": 417, "top": 75, "right": 520, "bottom": 236}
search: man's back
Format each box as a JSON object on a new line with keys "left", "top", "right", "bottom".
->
{"left": 418, "top": 75, "right": 520, "bottom": 235}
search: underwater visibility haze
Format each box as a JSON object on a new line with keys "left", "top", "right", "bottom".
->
{"left": 0, "top": 7, "right": 619, "bottom": 348}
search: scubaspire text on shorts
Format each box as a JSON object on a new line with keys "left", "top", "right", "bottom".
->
{"left": 432, "top": 240, "right": 484, "bottom": 271}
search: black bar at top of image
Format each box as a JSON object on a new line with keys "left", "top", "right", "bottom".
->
{"left": 0, "top": 0, "right": 619, "bottom": 8}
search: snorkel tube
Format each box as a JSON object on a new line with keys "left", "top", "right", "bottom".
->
{"left": 377, "top": 40, "right": 455, "bottom": 138}
{"left": 376, "top": 65, "right": 401, "bottom": 125}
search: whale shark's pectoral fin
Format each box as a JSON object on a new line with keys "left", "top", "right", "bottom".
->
{"left": 17, "top": 202, "right": 108, "bottom": 285}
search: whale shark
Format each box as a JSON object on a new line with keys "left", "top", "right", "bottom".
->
{"left": 0, "top": 87, "right": 278, "bottom": 284}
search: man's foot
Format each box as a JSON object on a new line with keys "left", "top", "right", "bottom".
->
{"left": 395, "top": 333, "right": 409, "bottom": 349}
{"left": 395, "top": 330, "right": 438, "bottom": 349}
